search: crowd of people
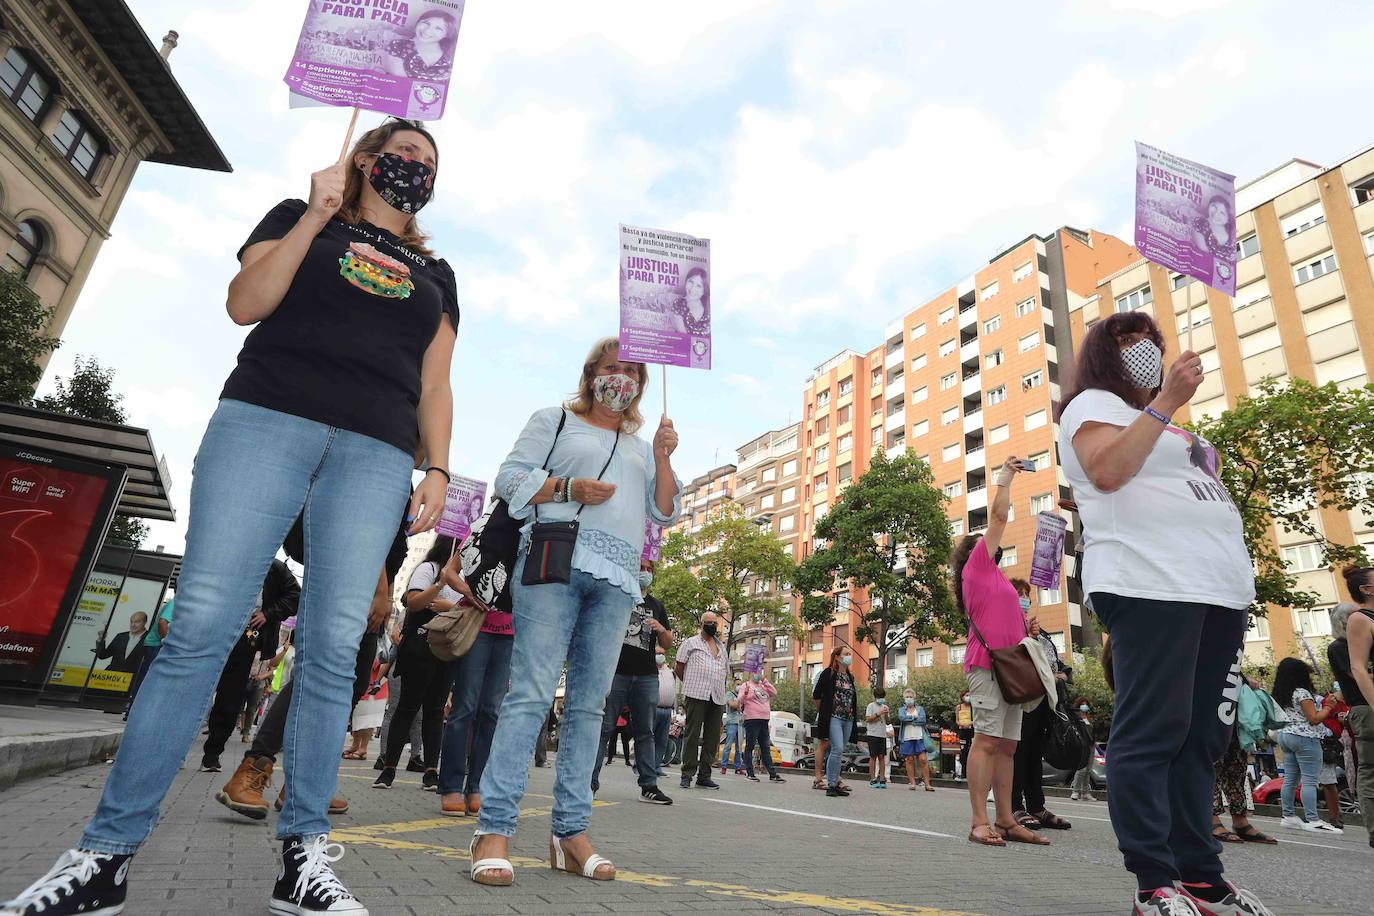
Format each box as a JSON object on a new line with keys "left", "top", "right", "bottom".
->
{"left": 2, "top": 121, "right": 1371, "bottom": 916}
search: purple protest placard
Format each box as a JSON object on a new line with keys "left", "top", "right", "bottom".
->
{"left": 284, "top": 1, "right": 464, "bottom": 120}
{"left": 743, "top": 644, "right": 766, "bottom": 674}
{"left": 1028, "top": 512, "right": 1068, "bottom": 590}
{"left": 642, "top": 519, "right": 663, "bottom": 562}
{"left": 436, "top": 475, "right": 486, "bottom": 541}
{"left": 618, "top": 224, "right": 712, "bottom": 370}
{"left": 1134, "top": 142, "right": 1237, "bottom": 296}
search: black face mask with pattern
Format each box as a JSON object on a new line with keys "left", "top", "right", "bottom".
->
{"left": 367, "top": 152, "right": 435, "bottom": 215}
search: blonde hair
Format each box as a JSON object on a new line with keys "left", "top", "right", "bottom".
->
{"left": 340, "top": 120, "right": 437, "bottom": 256}
{"left": 565, "top": 337, "right": 649, "bottom": 434}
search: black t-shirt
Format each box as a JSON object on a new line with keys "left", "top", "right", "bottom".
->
{"left": 617, "top": 594, "right": 669, "bottom": 677}
{"left": 221, "top": 199, "right": 460, "bottom": 454}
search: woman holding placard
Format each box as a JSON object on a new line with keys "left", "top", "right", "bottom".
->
{"left": 468, "top": 337, "right": 681, "bottom": 887}
{"left": 2, "top": 119, "right": 458, "bottom": 916}
{"left": 1056, "top": 312, "right": 1269, "bottom": 916}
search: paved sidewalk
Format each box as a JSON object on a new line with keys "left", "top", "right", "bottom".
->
{"left": 0, "top": 704, "right": 123, "bottom": 791}
{"left": 0, "top": 751, "right": 1367, "bottom": 915}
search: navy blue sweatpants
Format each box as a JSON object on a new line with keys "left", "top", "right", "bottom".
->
{"left": 1091, "top": 594, "right": 1247, "bottom": 892}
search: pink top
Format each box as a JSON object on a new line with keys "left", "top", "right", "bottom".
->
{"left": 737, "top": 679, "right": 777, "bottom": 720}
{"left": 962, "top": 539, "right": 1025, "bottom": 673}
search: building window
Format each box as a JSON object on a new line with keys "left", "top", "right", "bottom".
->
{"left": 985, "top": 385, "right": 1006, "bottom": 405}
{"left": 773, "top": 635, "right": 789, "bottom": 651}
{"left": 911, "top": 322, "right": 926, "bottom": 339}
{"left": 837, "top": 463, "right": 852, "bottom": 485}
{"left": 1038, "top": 587, "right": 1061, "bottom": 604}
{"left": 941, "top": 443, "right": 960, "bottom": 462}
{"left": 1024, "top": 409, "right": 1047, "bottom": 430}
{"left": 939, "top": 372, "right": 957, "bottom": 390}
{"left": 836, "top": 593, "right": 851, "bottom": 613}
{"left": 1365, "top": 230, "right": 1374, "bottom": 256}
{"left": 871, "top": 425, "right": 882, "bottom": 445}
{"left": 948, "top": 644, "right": 966, "bottom": 665}
{"left": 815, "top": 445, "right": 828, "bottom": 464}
{"left": 985, "top": 349, "right": 1004, "bottom": 369}
{"left": 3, "top": 221, "right": 44, "bottom": 278}
{"left": 1281, "top": 542, "right": 1324, "bottom": 573}
{"left": 1280, "top": 202, "right": 1326, "bottom": 237}
{"left": 1018, "top": 332, "right": 1040, "bottom": 353}
{"left": 816, "top": 390, "right": 830, "bottom": 409}
{"left": 911, "top": 385, "right": 928, "bottom": 403}
{"left": 914, "top": 648, "right": 934, "bottom": 668}
{"left": 760, "top": 494, "right": 776, "bottom": 510}
{"left": 836, "top": 405, "right": 851, "bottom": 425}
{"left": 49, "top": 110, "right": 103, "bottom": 180}
{"left": 0, "top": 48, "right": 51, "bottom": 122}
{"left": 949, "top": 519, "right": 964, "bottom": 537}
{"left": 871, "top": 366, "right": 883, "bottom": 387}
{"left": 1292, "top": 606, "right": 1332, "bottom": 638}
{"left": 1115, "top": 285, "right": 1153, "bottom": 312}
{"left": 1013, "top": 262, "right": 1032, "bottom": 283}
{"left": 912, "top": 419, "right": 929, "bottom": 437}
{"left": 814, "top": 473, "right": 828, "bottom": 493}
{"left": 779, "top": 514, "right": 795, "bottom": 532}
{"left": 1246, "top": 615, "right": 1270, "bottom": 642}
{"left": 1021, "top": 369, "right": 1043, "bottom": 391}
{"left": 782, "top": 458, "right": 798, "bottom": 476}
{"left": 939, "top": 306, "right": 955, "bottom": 324}
{"left": 911, "top": 353, "right": 928, "bottom": 371}
{"left": 1030, "top": 493, "right": 1052, "bottom": 514}
{"left": 1236, "top": 233, "right": 1260, "bottom": 259}
{"left": 1028, "top": 451, "right": 1050, "bottom": 471}
{"left": 983, "top": 315, "right": 1001, "bottom": 334}
{"left": 754, "top": 579, "right": 770, "bottom": 595}
{"left": 989, "top": 424, "right": 1009, "bottom": 444}
{"left": 1294, "top": 252, "right": 1337, "bottom": 285}
{"left": 815, "top": 416, "right": 829, "bottom": 436}
{"left": 838, "top": 376, "right": 854, "bottom": 396}
{"left": 781, "top": 486, "right": 797, "bottom": 504}
{"left": 1171, "top": 273, "right": 1188, "bottom": 291}
{"left": 941, "top": 406, "right": 960, "bottom": 425}
{"left": 942, "top": 481, "right": 962, "bottom": 498}
{"left": 1015, "top": 297, "right": 1036, "bottom": 317}
{"left": 939, "top": 339, "right": 956, "bottom": 358}
{"left": 762, "top": 467, "right": 777, "bottom": 483}
{"left": 981, "top": 280, "right": 1000, "bottom": 300}
{"left": 999, "top": 547, "right": 1017, "bottom": 567}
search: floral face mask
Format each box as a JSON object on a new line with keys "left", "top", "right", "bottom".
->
{"left": 593, "top": 373, "right": 639, "bottom": 412}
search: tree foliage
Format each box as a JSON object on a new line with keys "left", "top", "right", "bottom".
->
{"left": 653, "top": 502, "right": 799, "bottom": 665}
{"left": 0, "top": 268, "right": 60, "bottom": 404}
{"left": 793, "top": 451, "right": 956, "bottom": 683}
{"left": 35, "top": 356, "right": 148, "bottom": 548}
{"left": 1188, "top": 378, "right": 1374, "bottom": 612}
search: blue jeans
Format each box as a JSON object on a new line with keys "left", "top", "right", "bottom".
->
{"left": 654, "top": 707, "right": 672, "bottom": 769}
{"left": 437, "top": 631, "right": 513, "bottom": 795}
{"left": 81, "top": 400, "right": 411, "bottom": 853}
{"left": 1278, "top": 730, "right": 1322, "bottom": 820}
{"left": 722, "top": 721, "right": 742, "bottom": 769}
{"left": 826, "top": 717, "right": 851, "bottom": 788}
{"left": 478, "top": 562, "right": 635, "bottom": 839}
{"left": 591, "top": 674, "right": 660, "bottom": 790}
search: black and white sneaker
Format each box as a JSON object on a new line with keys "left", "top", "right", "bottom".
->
{"left": 420, "top": 770, "right": 438, "bottom": 792}
{"left": 0, "top": 849, "right": 131, "bottom": 915}
{"left": 640, "top": 787, "right": 673, "bottom": 805}
{"left": 371, "top": 767, "right": 394, "bottom": 790}
{"left": 269, "top": 836, "right": 367, "bottom": 915}
{"left": 199, "top": 756, "right": 221, "bottom": 773}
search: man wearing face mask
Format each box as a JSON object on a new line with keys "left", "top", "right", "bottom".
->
{"left": 591, "top": 560, "right": 674, "bottom": 804}
{"left": 675, "top": 611, "right": 729, "bottom": 790}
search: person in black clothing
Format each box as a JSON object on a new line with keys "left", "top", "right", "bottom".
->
{"left": 590, "top": 559, "right": 674, "bottom": 804}
{"left": 374, "top": 535, "right": 458, "bottom": 790}
{"left": 1008, "top": 578, "right": 1073, "bottom": 832}
{"left": 1333, "top": 568, "right": 1374, "bottom": 848}
{"left": 813, "top": 647, "right": 856, "bottom": 798}
{"left": 534, "top": 703, "right": 557, "bottom": 767}
{"left": 200, "top": 559, "right": 300, "bottom": 772}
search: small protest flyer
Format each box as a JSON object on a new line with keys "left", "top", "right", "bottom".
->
{"left": 743, "top": 644, "right": 767, "bottom": 674}
{"left": 1028, "top": 512, "right": 1068, "bottom": 590}
{"left": 618, "top": 224, "right": 712, "bottom": 370}
{"left": 436, "top": 475, "right": 486, "bottom": 541}
{"left": 1134, "top": 142, "right": 1237, "bottom": 296}
{"left": 284, "top": 0, "right": 464, "bottom": 119}
{"left": 642, "top": 519, "right": 663, "bottom": 562}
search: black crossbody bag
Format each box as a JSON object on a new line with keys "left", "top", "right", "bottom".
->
{"left": 522, "top": 410, "right": 620, "bottom": 586}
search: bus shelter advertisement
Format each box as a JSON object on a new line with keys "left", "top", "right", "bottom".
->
{"left": 50, "top": 572, "right": 167, "bottom": 693}
{"left": 0, "top": 444, "right": 121, "bottom": 686}
{"left": 284, "top": 0, "right": 465, "bottom": 119}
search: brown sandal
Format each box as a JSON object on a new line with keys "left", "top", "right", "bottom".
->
{"left": 967, "top": 824, "right": 1006, "bottom": 846}
{"left": 1032, "top": 809, "right": 1072, "bottom": 830}
{"left": 1212, "top": 826, "right": 1243, "bottom": 844}
{"left": 996, "top": 823, "right": 1051, "bottom": 845}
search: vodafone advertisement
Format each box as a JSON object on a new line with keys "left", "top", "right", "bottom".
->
{"left": 0, "top": 442, "right": 124, "bottom": 687}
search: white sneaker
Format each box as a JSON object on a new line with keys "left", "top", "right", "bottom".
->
{"left": 1070, "top": 792, "right": 1080, "bottom": 800}
{"left": 1278, "top": 815, "right": 1305, "bottom": 830}
{"left": 1300, "top": 819, "right": 1342, "bottom": 833}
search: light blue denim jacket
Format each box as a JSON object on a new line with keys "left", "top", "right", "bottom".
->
{"left": 496, "top": 407, "right": 682, "bottom": 601}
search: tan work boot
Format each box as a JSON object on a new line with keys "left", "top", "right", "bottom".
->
{"left": 275, "top": 784, "right": 350, "bottom": 815}
{"left": 216, "top": 756, "right": 273, "bottom": 820}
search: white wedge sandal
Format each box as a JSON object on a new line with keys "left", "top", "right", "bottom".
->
{"left": 469, "top": 832, "right": 514, "bottom": 887}
{"left": 549, "top": 834, "right": 615, "bottom": 881}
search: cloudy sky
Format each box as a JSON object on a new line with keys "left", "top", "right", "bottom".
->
{"left": 41, "top": 0, "right": 1374, "bottom": 552}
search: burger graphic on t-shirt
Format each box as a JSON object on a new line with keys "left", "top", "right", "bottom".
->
{"left": 338, "top": 242, "right": 415, "bottom": 299}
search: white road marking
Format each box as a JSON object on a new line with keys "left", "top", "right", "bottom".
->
{"left": 693, "top": 797, "right": 956, "bottom": 839}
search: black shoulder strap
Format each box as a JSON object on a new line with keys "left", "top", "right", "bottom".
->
{"left": 542, "top": 409, "right": 568, "bottom": 471}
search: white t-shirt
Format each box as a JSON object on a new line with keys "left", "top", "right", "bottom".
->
{"left": 864, "top": 701, "right": 890, "bottom": 737}
{"left": 1057, "top": 389, "right": 1254, "bottom": 610}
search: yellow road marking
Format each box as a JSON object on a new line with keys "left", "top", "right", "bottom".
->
{"left": 331, "top": 826, "right": 981, "bottom": 915}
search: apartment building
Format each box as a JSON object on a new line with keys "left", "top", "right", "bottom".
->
{"left": 672, "top": 464, "right": 738, "bottom": 539}
{"left": 797, "top": 229, "right": 1140, "bottom": 686}
{"left": 1066, "top": 144, "right": 1374, "bottom": 665}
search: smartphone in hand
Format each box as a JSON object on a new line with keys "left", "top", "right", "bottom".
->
{"left": 1016, "top": 459, "right": 1037, "bottom": 472}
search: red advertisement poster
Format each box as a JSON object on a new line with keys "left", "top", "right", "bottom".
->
{"left": 0, "top": 447, "right": 119, "bottom": 684}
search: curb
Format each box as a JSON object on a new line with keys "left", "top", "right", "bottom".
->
{"left": 0, "top": 729, "right": 123, "bottom": 791}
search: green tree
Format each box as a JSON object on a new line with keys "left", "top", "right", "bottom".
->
{"left": 653, "top": 502, "right": 799, "bottom": 665}
{"left": 0, "top": 268, "right": 60, "bottom": 403}
{"left": 1188, "top": 378, "right": 1374, "bottom": 612}
{"left": 793, "top": 451, "right": 955, "bottom": 684}
{"left": 35, "top": 356, "right": 148, "bottom": 548}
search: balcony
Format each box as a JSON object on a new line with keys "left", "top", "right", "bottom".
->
{"left": 966, "top": 485, "right": 988, "bottom": 511}
{"left": 885, "top": 346, "right": 905, "bottom": 369}
{"left": 959, "top": 304, "right": 979, "bottom": 329}
{"left": 961, "top": 374, "right": 981, "bottom": 397}
{"left": 964, "top": 448, "right": 985, "bottom": 472}
{"left": 885, "top": 410, "right": 906, "bottom": 431}
{"left": 1294, "top": 270, "right": 1344, "bottom": 312}
{"left": 886, "top": 377, "right": 906, "bottom": 400}
{"left": 962, "top": 409, "right": 983, "bottom": 433}
{"left": 960, "top": 339, "right": 980, "bottom": 363}
{"left": 1284, "top": 222, "right": 1333, "bottom": 266}
{"left": 887, "top": 443, "right": 907, "bottom": 461}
